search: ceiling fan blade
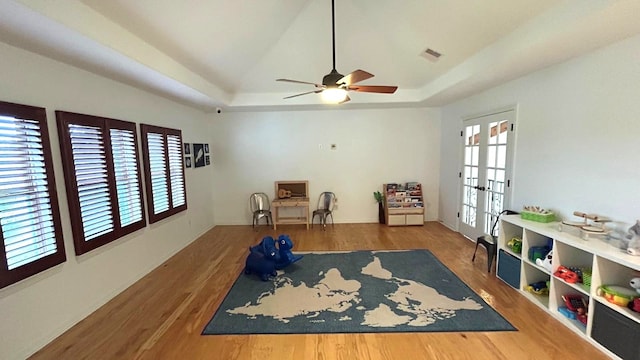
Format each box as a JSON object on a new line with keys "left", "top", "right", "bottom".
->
{"left": 348, "top": 85, "right": 398, "bottom": 94}
{"left": 338, "top": 69, "right": 374, "bottom": 86}
{"left": 283, "top": 89, "right": 324, "bottom": 99}
{"left": 277, "top": 78, "right": 323, "bottom": 87}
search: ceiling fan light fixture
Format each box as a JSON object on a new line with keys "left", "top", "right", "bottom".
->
{"left": 321, "top": 88, "right": 348, "bottom": 103}
{"left": 277, "top": 0, "right": 397, "bottom": 103}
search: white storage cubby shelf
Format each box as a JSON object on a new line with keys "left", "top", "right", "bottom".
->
{"left": 497, "top": 215, "right": 640, "bottom": 360}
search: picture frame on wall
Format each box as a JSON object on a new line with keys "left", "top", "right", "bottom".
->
{"left": 205, "top": 155, "right": 210, "bottom": 165}
{"left": 193, "top": 143, "right": 205, "bottom": 168}
{"left": 204, "top": 143, "right": 209, "bottom": 153}
{"left": 184, "top": 143, "right": 191, "bottom": 155}
{"left": 185, "top": 156, "right": 192, "bottom": 168}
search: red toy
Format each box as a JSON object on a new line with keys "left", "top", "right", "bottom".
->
{"left": 554, "top": 266, "right": 579, "bottom": 283}
{"left": 562, "top": 294, "right": 588, "bottom": 325}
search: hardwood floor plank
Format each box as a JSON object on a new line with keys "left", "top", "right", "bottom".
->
{"left": 29, "top": 223, "right": 610, "bottom": 359}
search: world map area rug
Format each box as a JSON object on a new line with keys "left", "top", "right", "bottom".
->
{"left": 202, "top": 250, "right": 516, "bottom": 334}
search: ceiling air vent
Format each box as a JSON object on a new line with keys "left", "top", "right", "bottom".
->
{"left": 421, "top": 48, "right": 442, "bottom": 62}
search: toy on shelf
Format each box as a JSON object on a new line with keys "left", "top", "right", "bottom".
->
{"left": 559, "top": 211, "right": 612, "bottom": 240}
{"left": 597, "top": 284, "right": 639, "bottom": 307}
{"left": 560, "top": 294, "right": 588, "bottom": 325}
{"left": 553, "top": 265, "right": 580, "bottom": 283}
{"left": 628, "top": 278, "right": 640, "bottom": 313}
{"left": 521, "top": 206, "right": 555, "bottom": 223}
{"left": 525, "top": 280, "right": 549, "bottom": 295}
{"left": 631, "top": 277, "right": 640, "bottom": 295}
{"left": 529, "top": 239, "right": 552, "bottom": 264}
{"left": 507, "top": 236, "right": 522, "bottom": 254}
{"left": 625, "top": 220, "right": 640, "bottom": 256}
{"left": 535, "top": 250, "right": 553, "bottom": 272}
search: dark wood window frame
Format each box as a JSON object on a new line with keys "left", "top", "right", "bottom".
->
{"left": 140, "top": 124, "right": 187, "bottom": 224}
{"left": 0, "top": 101, "right": 66, "bottom": 289}
{"left": 56, "top": 111, "right": 146, "bottom": 255}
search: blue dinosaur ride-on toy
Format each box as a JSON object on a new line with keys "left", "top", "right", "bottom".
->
{"left": 275, "top": 234, "right": 303, "bottom": 270}
{"left": 247, "top": 235, "right": 303, "bottom": 272}
{"left": 244, "top": 249, "right": 277, "bottom": 281}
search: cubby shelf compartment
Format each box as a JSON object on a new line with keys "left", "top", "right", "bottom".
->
{"left": 498, "top": 214, "right": 640, "bottom": 360}
{"left": 552, "top": 280, "right": 589, "bottom": 335}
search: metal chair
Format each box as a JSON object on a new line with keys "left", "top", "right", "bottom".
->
{"left": 472, "top": 209, "right": 518, "bottom": 272}
{"left": 311, "top": 192, "right": 337, "bottom": 230}
{"left": 249, "top": 192, "right": 273, "bottom": 230}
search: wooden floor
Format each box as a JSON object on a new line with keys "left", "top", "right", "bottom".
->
{"left": 30, "top": 222, "right": 610, "bottom": 360}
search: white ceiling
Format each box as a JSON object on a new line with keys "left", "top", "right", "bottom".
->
{"left": 1, "top": 0, "right": 639, "bottom": 112}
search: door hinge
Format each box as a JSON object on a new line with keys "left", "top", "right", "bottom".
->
{"left": 510, "top": 123, "right": 514, "bottom": 131}
{"left": 460, "top": 130, "right": 463, "bottom": 136}
{"left": 507, "top": 179, "right": 511, "bottom": 187}
{"left": 458, "top": 172, "right": 462, "bottom": 178}
{"left": 457, "top": 212, "right": 460, "bottom": 218}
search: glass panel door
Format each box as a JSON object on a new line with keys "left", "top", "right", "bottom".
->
{"left": 459, "top": 110, "right": 515, "bottom": 240}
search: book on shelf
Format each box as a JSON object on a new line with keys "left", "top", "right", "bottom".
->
{"left": 406, "top": 182, "right": 420, "bottom": 191}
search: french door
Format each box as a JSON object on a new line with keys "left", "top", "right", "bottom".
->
{"left": 459, "top": 109, "right": 515, "bottom": 240}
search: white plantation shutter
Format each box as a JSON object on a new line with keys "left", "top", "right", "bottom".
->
{"left": 0, "top": 101, "right": 65, "bottom": 289}
{"left": 57, "top": 111, "right": 145, "bottom": 255}
{"left": 110, "top": 128, "right": 143, "bottom": 226}
{"left": 69, "top": 124, "right": 114, "bottom": 241}
{"left": 0, "top": 116, "right": 57, "bottom": 268}
{"left": 140, "top": 124, "right": 187, "bottom": 224}
{"left": 167, "top": 134, "right": 185, "bottom": 207}
{"left": 147, "top": 132, "right": 169, "bottom": 214}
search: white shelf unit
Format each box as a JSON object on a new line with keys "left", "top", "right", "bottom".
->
{"left": 497, "top": 215, "right": 640, "bottom": 360}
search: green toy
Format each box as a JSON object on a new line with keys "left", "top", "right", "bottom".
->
{"left": 507, "top": 237, "right": 522, "bottom": 254}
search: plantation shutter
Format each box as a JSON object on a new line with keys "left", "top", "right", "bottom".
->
{"left": 147, "top": 132, "right": 169, "bottom": 214}
{"left": 140, "top": 124, "right": 187, "bottom": 224}
{"left": 0, "top": 101, "right": 65, "bottom": 289}
{"left": 56, "top": 111, "right": 145, "bottom": 255}
{"left": 0, "top": 116, "right": 58, "bottom": 268}
{"left": 69, "top": 124, "right": 115, "bottom": 241}
{"left": 167, "top": 134, "right": 185, "bottom": 207}
{"left": 110, "top": 128, "right": 143, "bottom": 226}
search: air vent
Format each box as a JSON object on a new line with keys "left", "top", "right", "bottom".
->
{"left": 421, "top": 48, "right": 442, "bottom": 62}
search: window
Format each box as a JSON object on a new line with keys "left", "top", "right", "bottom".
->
{"left": 140, "top": 124, "right": 187, "bottom": 224}
{"left": 0, "top": 101, "right": 65, "bottom": 289}
{"left": 56, "top": 111, "right": 145, "bottom": 255}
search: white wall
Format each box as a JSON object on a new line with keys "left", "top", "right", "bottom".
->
{"left": 439, "top": 34, "right": 640, "bottom": 231}
{"left": 0, "top": 43, "right": 215, "bottom": 360}
{"left": 210, "top": 107, "right": 441, "bottom": 224}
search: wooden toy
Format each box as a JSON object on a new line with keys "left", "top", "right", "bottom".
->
{"left": 559, "top": 211, "right": 612, "bottom": 239}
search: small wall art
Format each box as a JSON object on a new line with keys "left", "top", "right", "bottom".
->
{"left": 205, "top": 155, "right": 210, "bottom": 165}
{"left": 193, "top": 143, "right": 205, "bottom": 168}
{"left": 185, "top": 156, "right": 192, "bottom": 168}
{"left": 184, "top": 143, "right": 191, "bottom": 155}
{"left": 204, "top": 143, "right": 209, "bottom": 153}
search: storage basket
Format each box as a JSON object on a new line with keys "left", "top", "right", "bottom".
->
{"left": 521, "top": 211, "right": 555, "bottom": 223}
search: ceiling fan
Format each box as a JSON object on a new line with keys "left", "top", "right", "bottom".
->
{"left": 276, "top": 0, "right": 398, "bottom": 104}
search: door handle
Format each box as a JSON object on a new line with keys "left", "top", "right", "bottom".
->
{"left": 473, "top": 185, "right": 486, "bottom": 191}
